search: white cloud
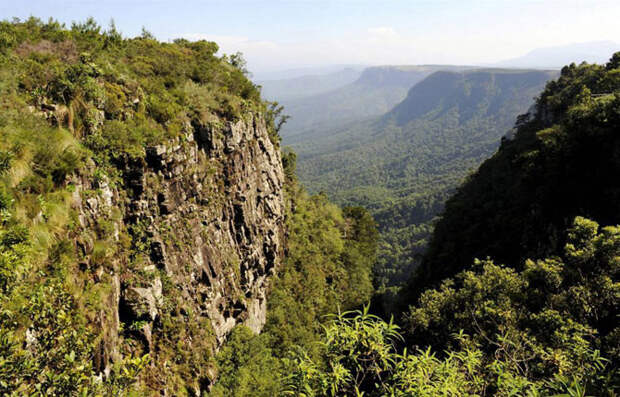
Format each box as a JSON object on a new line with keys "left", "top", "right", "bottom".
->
{"left": 367, "top": 27, "right": 400, "bottom": 41}
{"left": 175, "top": 1, "right": 620, "bottom": 75}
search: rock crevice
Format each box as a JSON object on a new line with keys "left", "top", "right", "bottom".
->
{"left": 71, "top": 114, "right": 285, "bottom": 385}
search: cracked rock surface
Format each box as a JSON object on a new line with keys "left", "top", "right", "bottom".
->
{"left": 71, "top": 114, "right": 285, "bottom": 387}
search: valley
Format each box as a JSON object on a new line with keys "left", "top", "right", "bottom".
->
{"left": 0, "top": 13, "right": 617, "bottom": 397}
{"left": 280, "top": 66, "right": 557, "bottom": 287}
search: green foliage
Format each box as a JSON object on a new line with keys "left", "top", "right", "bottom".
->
{"left": 289, "top": 68, "right": 555, "bottom": 290}
{"left": 210, "top": 327, "right": 285, "bottom": 397}
{"left": 265, "top": 101, "right": 289, "bottom": 145}
{"left": 287, "top": 218, "right": 619, "bottom": 396}
{"left": 416, "top": 53, "right": 620, "bottom": 301}
{"left": 0, "top": 16, "right": 266, "bottom": 172}
{"left": 264, "top": 186, "right": 378, "bottom": 359}
{"left": 286, "top": 307, "right": 403, "bottom": 396}
{"left": 0, "top": 214, "right": 148, "bottom": 395}
{"left": 404, "top": 217, "right": 619, "bottom": 394}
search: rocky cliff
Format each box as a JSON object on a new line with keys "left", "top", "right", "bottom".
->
{"left": 70, "top": 115, "right": 285, "bottom": 391}
{"left": 0, "top": 20, "right": 291, "bottom": 395}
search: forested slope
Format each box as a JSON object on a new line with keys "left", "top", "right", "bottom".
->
{"left": 292, "top": 68, "right": 555, "bottom": 286}
{"left": 279, "top": 65, "right": 470, "bottom": 137}
{"left": 281, "top": 54, "right": 620, "bottom": 397}
{"left": 413, "top": 53, "right": 620, "bottom": 298}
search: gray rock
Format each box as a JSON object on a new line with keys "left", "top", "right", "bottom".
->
{"left": 74, "top": 113, "right": 285, "bottom": 392}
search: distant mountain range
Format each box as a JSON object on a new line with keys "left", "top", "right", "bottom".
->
{"left": 288, "top": 67, "right": 557, "bottom": 286}
{"left": 252, "top": 64, "right": 366, "bottom": 81}
{"left": 496, "top": 41, "right": 619, "bottom": 68}
{"left": 275, "top": 65, "right": 473, "bottom": 137}
{"left": 258, "top": 67, "right": 363, "bottom": 101}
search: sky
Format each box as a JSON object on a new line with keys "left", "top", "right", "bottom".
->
{"left": 1, "top": 0, "right": 619, "bottom": 75}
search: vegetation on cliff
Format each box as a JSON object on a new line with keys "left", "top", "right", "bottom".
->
{"left": 0, "top": 14, "right": 618, "bottom": 397}
{"left": 0, "top": 16, "right": 281, "bottom": 394}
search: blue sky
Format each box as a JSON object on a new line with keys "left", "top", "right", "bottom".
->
{"left": 2, "top": 1, "right": 619, "bottom": 74}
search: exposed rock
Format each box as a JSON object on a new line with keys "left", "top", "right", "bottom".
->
{"left": 122, "top": 278, "right": 162, "bottom": 322}
{"left": 72, "top": 114, "right": 285, "bottom": 391}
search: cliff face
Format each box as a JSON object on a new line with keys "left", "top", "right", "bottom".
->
{"left": 0, "top": 21, "right": 291, "bottom": 395}
{"left": 71, "top": 115, "right": 285, "bottom": 389}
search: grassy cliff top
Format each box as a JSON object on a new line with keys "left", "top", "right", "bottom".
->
{"left": 0, "top": 17, "right": 277, "bottom": 160}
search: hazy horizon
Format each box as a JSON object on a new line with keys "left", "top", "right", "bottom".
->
{"left": 2, "top": 0, "right": 619, "bottom": 76}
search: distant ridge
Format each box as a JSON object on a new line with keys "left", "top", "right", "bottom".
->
{"left": 258, "top": 67, "right": 363, "bottom": 101}
{"left": 496, "top": 41, "right": 619, "bottom": 68}
{"left": 279, "top": 64, "right": 473, "bottom": 137}
{"left": 290, "top": 67, "right": 556, "bottom": 286}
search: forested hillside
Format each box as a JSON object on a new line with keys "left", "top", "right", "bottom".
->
{"left": 279, "top": 65, "right": 470, "bottom": 137}
{"left": 289, "top": 216, "right": 619, "bottom": 396}
{"left": 291, "top": 68, "right": 555, "bottom": 287}
{"left": 413, "top": 53, "right": 620, "bottom": 298}
{"left": 282, "top": 54, "right": 620, "bottom": 397}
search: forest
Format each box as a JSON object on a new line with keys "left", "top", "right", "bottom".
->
{"left": 209, "top": 55, "right": 620, "bottom": 396}
{"left": 0, "top": 16, "right": 617, "bottom": 396}
{"left": 290, "top": 68, "right": 556, "bottom": 290}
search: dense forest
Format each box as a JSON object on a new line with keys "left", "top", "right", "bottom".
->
{"left": 213, "top": 55, "right": 619, "bottom": 395}
{"left": 278, "top": 65, "right": 470, "bottom": 137}
{"left": 0, "top": 16, "right": 618, "bottom": 396}
{"left": 290, "top": 68, "right": 555, "bottom": 289}
{"left": 413, "top": 54, "right": 620, "bottom": 297}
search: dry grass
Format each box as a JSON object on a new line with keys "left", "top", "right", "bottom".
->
{"left": 15, "top": 39, "right": 78, "bottom": 62}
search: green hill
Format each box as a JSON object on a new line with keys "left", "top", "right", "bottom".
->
{"left": 291, "top": 68, "right": 556, "bottom": 286}
{"left": 279, "top": 65, "right": 472, "bottom": 137}
{"left": 411, "top": 54, "right": 620, "bottom": 298}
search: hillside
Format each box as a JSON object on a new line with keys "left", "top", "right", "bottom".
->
{"left": 279, "top": 65, "right": 471, "bottom": 137}
{"left": 210, "top": 55, "right": 620, "bottom": 396}
{"left": 0, "top": 18, "right": 381, "bottom": 395}
{"left": 291, "top": 68, "right": 556, "bottom": 286}
{"left": 257, "top": 67, "right": 363, "bottom": 101}
{"left": 413, "top": 53, "right": 620, "bottom": 297}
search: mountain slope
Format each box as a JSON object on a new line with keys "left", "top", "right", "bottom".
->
{"left": 280, "top": 65, "right": 471, "bottom": 137}
{"left": 412, "top": 53, "right": 620, "bottom": 297}
{"left": 0, "top": 18, "right": 383, "bottom": 396}
{"left": 291, "top": 68, "right": 556, "bottom": 286}
{"left": 258, "top": 67, "right": 363, "bottom": 101}
{"left": 0, "top": 18, "right": 288, "bottom": 394}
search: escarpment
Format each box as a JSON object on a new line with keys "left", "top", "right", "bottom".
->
{"left": 0, "top": 21, "right": 295, "bottom": 395}
{"left": 70, "top": 115, "right": 285, "bottom": 388}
